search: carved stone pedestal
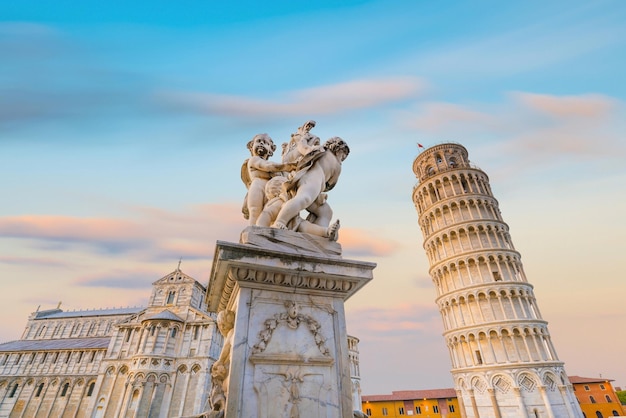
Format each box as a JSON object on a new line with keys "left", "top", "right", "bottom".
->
{"left": 205, "top": 227, "right": 374, "bottom": 418}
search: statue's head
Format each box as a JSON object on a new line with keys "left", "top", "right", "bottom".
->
{"left": 324, "top": 137, "right": 350, "bottom": 161}
{"left": 247, "top": 134, "right": 276, "bottom": 158}
{"left": 285, "top": 300, "right": 298, "bottom": 319}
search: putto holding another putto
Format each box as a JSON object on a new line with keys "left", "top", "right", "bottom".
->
{"left": 241, "top": 121, "right": 348, "bottom": 241}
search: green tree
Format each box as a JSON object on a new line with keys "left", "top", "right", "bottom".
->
{"left": 617, "top": 390, "right": 626, "bottom": 405}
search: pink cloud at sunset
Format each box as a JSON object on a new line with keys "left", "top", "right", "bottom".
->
{"left": 401, "top": 92, "right": 625, "bottom": 164}
{"left": 0, "top": 255, "right": 68, "bottom": 267}
{"left": 339, "top": 228, "right": 399, "bottom": 257}
{"left": 0, "top": 215, "right": 144, "bottom": 241}
{"left": 0, "top": 203, "right": 245, "bottom": 260}
{"left": 157, "top": 77, "right": 427, "bottom": 118}
{"left": 347, "top": 303, "right": 441, "bottom": 341}
{"left": 512, "top": 92, "right": 616, "bottom": 119}
{"left": 72, "top": 268, "right": 168, "bottom": 289}
{"left": 406, "top": 102, "right": 494, "bottom": 133}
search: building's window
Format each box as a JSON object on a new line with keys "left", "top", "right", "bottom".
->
{"left": 600, "top": 384, "right": 606, "bottom": 390}
{"left": 416, "top": 406, "right": 422, "bottom": 414}
{"left": 613, "top": 410, "right": 619, "bottom": 416}
{"left": 36, "top": 325, "right": 46, "bottom": 337}
{"left": 382, "top": 407, "right": 388, "bottom": 416}
{"left": 60, "top": 382, "right": 69, "bottom": 397}
{"left": 40, "top": 352, "right": 48, "bottom": 363}
{"left": 1, "top": 354, "right": 8, "bottom": 365}
{"left": 150, "top": 326, "right": 156, "bottom": 336}
{"left": 590, "top": 395, "right": 596, "bottom": 403}
{"left": 8, "top": 383, "right": 18, "bottom": 398}
{"left": 89, "top": 351, "right": 96, "bottom": 363}
{"left": 15, "top": 354, "right": 22, "bottom": 364}
{"left": 595, "top": 411, "right": 603, "bottom": 418}
{"left": 605, "top": 395, "right": 612, "bottom": 402}
{"left": 166, "top": 291, "right": 175, "bottom": 304}
{"left": 433, "top": 405, "right": 439, "bottom": 413}
{"left": 52, "top": 352, "right": 59, "bottom": 363}
{"left": 77, "top": 351, "right": 84, "bottom": 363}
{"left": 35, "top": 383, "right": 44, "bottom": 397}
{"left": 65, "top": 352, "right": 71, "bottom": 363}
{"left": 194, "top": 326, "right": 199, "bottom": 340}
{"left": 585, "top": 385, "right": 591, "bottom": 391}
{"left": 28, "top": 353, "right": 35, "bottom": 364}
{"left": 365, "top": 408, "right": 372, "bottom": 416}
{"left": 399, "top": 407, "right": 405, "bottom": 415}
{"left": 125, "top": 329, "right": 132, "bottom": 342}
{"left": 475, "top": 350, "right": 483, "bottom": 365}
{"left": 87, "top": 382, "right": 95, "bottom": 397}
{"left": 449, "top": 404, "right": 455, "bottom": 412}
{"left": 171, "top": 328, "right": 177, "bottom": 338}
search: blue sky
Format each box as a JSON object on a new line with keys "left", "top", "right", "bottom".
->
{"left": 1, "top": 0, "right": 625, "bottom": 395}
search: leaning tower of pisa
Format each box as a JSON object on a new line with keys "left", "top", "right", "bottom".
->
{"left": 411, "top": 143, "right": 583, "bottom": 418}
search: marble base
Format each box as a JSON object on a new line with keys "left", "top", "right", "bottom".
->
{"left": 206, "top": 228, "right": 375, "bottom": 418}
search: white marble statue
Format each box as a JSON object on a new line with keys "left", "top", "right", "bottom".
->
{"left": 241, "top": 122, "right": 348, "bottom": 241}
{"left": 256, "top": 176, "right": 340, "bottom": 241}
{"left": 241, "top": 134, "right": 295, "bottom": 226}
{"left": 281, "top": 120, "right": 334, "bottom": 228}
{"left": 272, "top": 136, "right": 349, "bottom": 231}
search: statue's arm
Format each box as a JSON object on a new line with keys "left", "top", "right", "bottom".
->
{"left": 248, "top": 157, "right": 291, "bottom": 173}
{"left": 296, "top": 136, "right": 320, "bottom": 156}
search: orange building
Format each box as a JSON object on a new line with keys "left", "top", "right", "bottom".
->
{"left": 362, "top": 389, "right": 461, "bottom": 418}
{"left": 569, "top": 376, "right": 625, "bottom": 418}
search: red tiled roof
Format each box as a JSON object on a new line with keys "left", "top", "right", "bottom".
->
{"left": 568, "top": 376, "right": 614, "bottom": 384}
{"left": 363, "top": 388, "right": 456, "bottom": 402}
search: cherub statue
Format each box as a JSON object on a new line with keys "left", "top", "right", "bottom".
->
{"left": 281, "top": 120, "right": 321, "bottom": 167}
{"left": 241, "top": 134, "right": 294, "bottom": 225}
{"left": 280, "top": 121, "right": 335, "bottom": 228}
{"left": 272, "top": 137, "right": 349, "bottom": 231}
{"left": 256, "top": 175, "right": 340, "bottom": 240}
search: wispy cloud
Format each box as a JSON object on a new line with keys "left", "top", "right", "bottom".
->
{"left": 512, "top": 92, "right": 617, "bottom": 119}
{"left": 73, "top": 269, "right": 161, "bottom": 289}
{"left": 348, "top": 303, "right": 441, "bottom": 341}
{"left": 0, "top": 255, "right": 68, "bottom": 267}
{"left": 0, "top": 203, "right": 244, "bottom": 260}
{"left": 156, "top": 77, "right": 428, "bottom": 118}
{"left": 339, "top": 228, "right": 399, "bottom": 257}
{"left": 404, "top": 91, "right": 625, "bottom": 164}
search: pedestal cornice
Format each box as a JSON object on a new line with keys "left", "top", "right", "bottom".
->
{"left": 206, "top": 235, "right": 375, "bottom": 312}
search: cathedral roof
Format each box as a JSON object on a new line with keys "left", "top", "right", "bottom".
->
{"left": 0, "top": 337, "right": 110, "bottom": 352}
{"left": 34, "top": 307, "right": 143, "bottom": 320}
{"left": 142, "top": 309, "right": 183, "bottom": 322}
{"left": 153, "top": 268, "right": 205, "bottom": 290}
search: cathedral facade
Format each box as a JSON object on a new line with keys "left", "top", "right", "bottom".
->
{"left": 0, "top": 269, "right": 221, "bottom": 418}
